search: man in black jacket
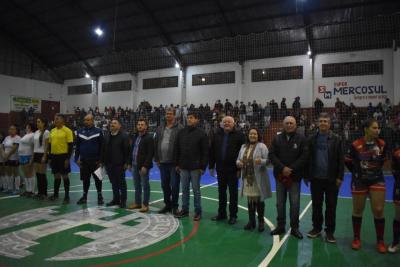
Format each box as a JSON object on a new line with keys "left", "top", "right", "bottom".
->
{"left": 101, "top": 119, "right": 130, "bottom": 208}
{"left": 209, "top": 116, "right": 245, "bottom": 224}
{"left": 269, "top": 116, "right": 309, "bottom": 239}
{"left": 305, "top": 113, "right": 344, "bottom": 243}
{"left": 174, "top": 112, "right": 208, "bottom": 221}
{"left": 128, "top": 119, "right": 154, "bottom": 212}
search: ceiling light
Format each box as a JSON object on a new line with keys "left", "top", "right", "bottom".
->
{"left": 94, "top": 27, "right": 103, "bottom": 37}
{"left": 201, "top": 77, "right": 206, "bottom": 82}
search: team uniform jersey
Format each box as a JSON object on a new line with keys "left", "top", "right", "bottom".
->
{"left": 2, "top": 135, "right": 21, "bottom": 161}
{"left": 49, "top": 126, "right": 73, "bottom": 155}
{"left": 18, "top": 133, "right": 34, "bottom": 156}
{"left": 33, "top": 130, "right": 50, "bottom": 153}
{"left": 49, "top": 126, "right": 73, "bottom": 174}
{"left": 392, "top": 148, "right": 400, "bottom": 205}
{"left": 347, "top": 137, "right": 386, "bottom": 195}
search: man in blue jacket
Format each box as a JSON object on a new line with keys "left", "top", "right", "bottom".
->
{"left": 75, "top": 114, "right": 104, "bottom": 205}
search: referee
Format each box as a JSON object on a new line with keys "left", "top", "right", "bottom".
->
{"left": 75, "top": 114, "right": 104, "bottom": 205}
{"left": 48, "top": 114, "right": 74, "bottom": 204}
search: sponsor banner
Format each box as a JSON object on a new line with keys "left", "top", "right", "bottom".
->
{"left": 10, "top": 96, "right": 41, "bottom": 113}
{"left": 316, "top": 81, "right": 388, "bottom": 106}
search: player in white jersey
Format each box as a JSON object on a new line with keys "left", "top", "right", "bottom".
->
{"left": 33, "top": 117, "right": 50, "bottom": 200}
{"left": 19, "top": 123, "right": 36, "bottom": 197}
{"left": 2, "top": 125, "right": 21, "bottom": 194}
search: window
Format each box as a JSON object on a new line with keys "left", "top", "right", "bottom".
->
{"left": 322, "top": 60, "right": 383, "bottom": 77}
{"left": 252, "top": 66, "right": 303, "bottom": 82}
{"left": 143, "top": 76, "right": 178, "bottom": 89}
{"left": 192, "top": 71, "right": 235, "bottom": 86}
{"left": 67, "top": 84, "right": 92, "bottom": 95}
{"left": 102, "top": 80, "right": 132, "bottom": 92}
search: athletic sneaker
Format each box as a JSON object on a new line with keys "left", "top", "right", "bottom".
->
{"left": 376, "top": 241, "right": 387, "bottom": 253}
{"left": 326, "top": 232, "right": 337, "bottom": 243}
{"left": 351, "top": 239, "right": 361, "bottom": 250}
{"left": 307, "top": 229, "right": 322, "bottom": 238}
{"left": 388, "top": 243, "right": 399, "bottom": 253}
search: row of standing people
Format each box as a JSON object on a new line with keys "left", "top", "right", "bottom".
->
{"left": 1, "top": 109, "right": 399, "bottom": 254}
{"left": 75, "top": 109, "right": 400, "bottom": 254}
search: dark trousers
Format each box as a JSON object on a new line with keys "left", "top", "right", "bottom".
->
{"left": 217, "top": 170, "right": 238, "bottom": 218}
{"left": 80, "top": 159, "right": 102, "bottom": 196}
{"left": 310, "top": 179, "right": 339, "bottom": 233}
{"left": 106, "top": 164, "right": 127, "bottom": 204}
{"left": 159, "top": 163, "right": 180, "bottom": 209}
{"left": 276, "top": 180, "right": 300, "bottom": 229}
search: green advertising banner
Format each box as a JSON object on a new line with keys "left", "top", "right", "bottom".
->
{"left": 10, "top": 96, "right": 41, "bottom": 112}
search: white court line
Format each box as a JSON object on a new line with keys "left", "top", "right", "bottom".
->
{"left": 0, "top": 195, "right": 20, "bottom": 200}
{"left": 149, "top": 181, "right": 218, "bottom": 204}
{"left": 259, "top": 200, "right": 313, "bottom": 267}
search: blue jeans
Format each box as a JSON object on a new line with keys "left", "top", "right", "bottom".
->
{"left": 180, "top": 169, "right": 202, "bottom": 215}
{"left": 159, "top": 163, "right": 180, "bottom": 209}
{"left": 132, "top": 165, "right": 150, "bottom": 205}
{"left": 276, "top": 180, "right": 301, "bottom": 229}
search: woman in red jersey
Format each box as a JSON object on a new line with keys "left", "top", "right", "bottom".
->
{"left": 346, "top": 119, "right": 387, "bottom": 253}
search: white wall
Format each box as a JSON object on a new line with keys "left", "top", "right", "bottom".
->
{"left": 62, "top": 78, "right": 94, "bottom": 114}
{"left": 137, "top": 68, "right": 181, "bottom": 107}
{"left": 186, "top": 63, "right": 241, "bottom": 106}
{"left": 243, "top": 55, "right": 313, "bottom": 107}
{"left": 60, "top": 48, "right": 398, "bottom": 110}
{"left": 0, "top": 74, "right": 63, "bottom": 113}
{"left": 314, "top": 49, "right": 393, "bottom": 107}
{"left": 98, "top": 73, "right": 136, "bottom": 111}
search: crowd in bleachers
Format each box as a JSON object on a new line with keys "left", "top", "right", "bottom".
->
{"left": 66, "top": 97, "right": 400, "bottom": 154}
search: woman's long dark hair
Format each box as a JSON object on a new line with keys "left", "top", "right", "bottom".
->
{"left": 37, "top": 117, "right": 48, "bottom": 147}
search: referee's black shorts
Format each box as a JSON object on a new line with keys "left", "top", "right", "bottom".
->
{"left": 50, "top": 154, "right": 71, "bottom": 174}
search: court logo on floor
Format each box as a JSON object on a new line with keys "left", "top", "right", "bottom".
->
{"left": 0, "top": 206, "right": 179, "bottom": 261}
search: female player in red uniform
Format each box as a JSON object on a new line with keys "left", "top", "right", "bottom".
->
{"left": 346, "top": 119, "right": 387, "bottom": 253}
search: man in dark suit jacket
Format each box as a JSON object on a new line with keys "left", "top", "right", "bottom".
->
{"left": 269, "top": 116, "right": 309, "bottom": 239}
{"left": 101, "top": 119, "right": 130, "bottom": 208}
{"left": 209, "top": 116, "right": 245, "bottom": 224}
{"left": 128, "top": 118, "right": 154, "bottom": 212}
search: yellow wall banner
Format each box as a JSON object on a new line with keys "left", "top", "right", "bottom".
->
{"left": 10, "top": 96, "right": 41, "bottom": 112}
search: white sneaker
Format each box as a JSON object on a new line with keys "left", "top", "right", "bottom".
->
{"left": 388, "top": 243, "right": 399, "bottom": 253}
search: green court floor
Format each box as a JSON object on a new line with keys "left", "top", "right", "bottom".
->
{"left": 0, "top": 173, "right": 399, "bottom": 267}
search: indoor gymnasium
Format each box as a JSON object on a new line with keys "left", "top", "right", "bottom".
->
{"left": 0, "top": 0, "right": 400, "bottom": 266}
